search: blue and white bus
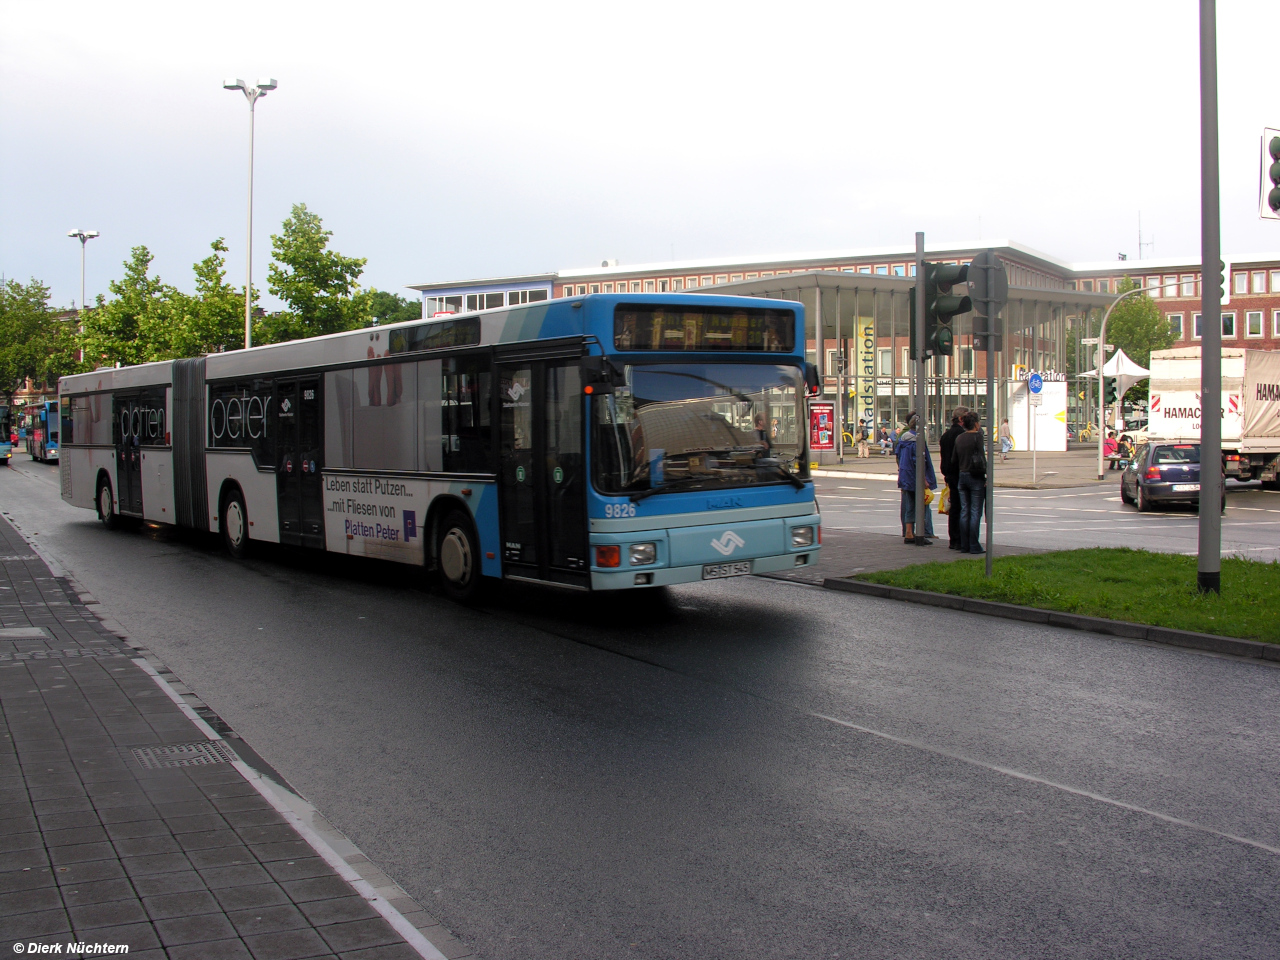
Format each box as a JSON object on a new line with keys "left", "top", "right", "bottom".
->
{"left": 59, "top": 293, "right": 820, "bottom": 600}
{"left": 0, "top": 404, "right": 11, "bottom": 466}
{"left": 25, "top": 400, "right": 60, "bottom": 463}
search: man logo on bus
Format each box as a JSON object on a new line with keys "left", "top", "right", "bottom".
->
{"left": 710, "top": 531, "right": 745, "bottom": 556}
{"left": 507, "top": 381, "right": 526, "bottom": 401}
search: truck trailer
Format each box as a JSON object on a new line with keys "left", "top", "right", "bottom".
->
{"left": 1147, "top": 347, "right": 1280, "bottom": 489}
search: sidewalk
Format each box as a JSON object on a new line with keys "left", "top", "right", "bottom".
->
{"left": 813, "top": 445, "right": 1123, "bottom": 490}
{"left": 0, "top": 514, "right": 469, "bottom": 959}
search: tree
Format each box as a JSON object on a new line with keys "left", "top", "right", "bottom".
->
{"left": 261, "top": 203, "right": 370, "bottom": 343}
{"left": 159, "top": 240, "right": 252, "bottom": 358}
{"left": 368, "top": 290, "right": 423, "bottom": 326}
{"left": 1108, "top": 277, "right": 1175, "bottom": 402}
{"left": 79, "top": 246, "right": 174, "bottom": 367}
{"left": 0, "top": 279, "right": 73, "bottom": 405}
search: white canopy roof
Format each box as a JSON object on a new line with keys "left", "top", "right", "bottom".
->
{"left": 1079, "top": 348, "right": 1151, "bottom": 396}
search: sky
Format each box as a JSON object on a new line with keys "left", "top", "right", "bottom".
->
{"left": 2, "top": 0, "right": 1278, "bottom": 311}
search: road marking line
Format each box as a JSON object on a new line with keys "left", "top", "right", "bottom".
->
{"left": 811, "top": 711, "right": 1280, "bottom": 858}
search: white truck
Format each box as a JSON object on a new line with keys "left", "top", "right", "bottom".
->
{"left": 1147, "top": 347, "right": 1280, "bottom": 490}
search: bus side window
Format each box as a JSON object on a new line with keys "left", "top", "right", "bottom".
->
{"left": 442, "top": 354, "right": 492, "bottom": 473}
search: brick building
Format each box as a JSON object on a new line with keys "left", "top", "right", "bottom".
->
{"left": 409, "top": 241, "right": 1280, "bottom": 446}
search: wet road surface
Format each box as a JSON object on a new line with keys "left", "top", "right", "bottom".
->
{"left": 4, "top": 458, "right": 1280, "bottom": 959}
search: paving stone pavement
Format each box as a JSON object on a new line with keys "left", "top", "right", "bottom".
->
{"left": 0, "top": 513, "right": 470, "bottom": 960}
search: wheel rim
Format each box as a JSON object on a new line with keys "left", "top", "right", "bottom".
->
{"left": 99, "top": 486, "right": 112, "bottom": 519}
{"left": 225, "top": 501, "right": 245, "bottom": 547}
{"left": 440, "top": 528, "right": 472, "bottom": 585}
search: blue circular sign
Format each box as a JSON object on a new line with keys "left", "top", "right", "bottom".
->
{"left": 1028, "top": 373, "right": 1044, "bottom": 394}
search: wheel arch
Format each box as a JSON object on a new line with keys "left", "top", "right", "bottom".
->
{"left": 424, "top": 495, "right": 476, "bottom": 571}
{"left": 217, "top": 479, "right": 247, "bottom": 523}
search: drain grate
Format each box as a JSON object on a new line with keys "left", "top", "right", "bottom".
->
{"left": 131, "top": 740, "right": 241, "bottom": 769}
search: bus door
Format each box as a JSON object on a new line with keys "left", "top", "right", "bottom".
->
{"left": 497, "top": 357, "right": 589, "bottom": 587}
{"left": 275, "top": 378, "right": 325, "bottom": 548}
{"left": 113, "top": 395, "right": 144, "bottom": 516}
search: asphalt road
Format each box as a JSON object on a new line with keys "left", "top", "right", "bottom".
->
{"left": 4, "top": 457, "right": 1280, "bottom": 959}
{"left": 815, "top": 476, "right": 1280, "bottom": 560}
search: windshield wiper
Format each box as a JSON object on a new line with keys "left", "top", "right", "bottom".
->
{"left": 628, "top": 476, "right": 728, "bottom": 502}
{"left": 762, "top": 463, "right": 805, "bottom": 489}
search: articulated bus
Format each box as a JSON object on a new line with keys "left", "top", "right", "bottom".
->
{"left": 59, "top": 293, "right": 821, "bottom": 600}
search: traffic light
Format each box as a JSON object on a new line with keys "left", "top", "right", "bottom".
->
{"left": 924, "top": 262, "right": 971, "bottom": 357}
{"left": 1104, "top": 377, "right": 1119, "bottom": 405}
{"left": 1263, "top": 130, "right": 1280, "bottom": 221}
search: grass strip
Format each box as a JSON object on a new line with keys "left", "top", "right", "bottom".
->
{"left": 858, "top": 548, "right": 1280, "bottom": 644}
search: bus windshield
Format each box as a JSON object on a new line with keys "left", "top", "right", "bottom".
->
{"left": 592, "top": 362, "right": 807, "bottom": 497}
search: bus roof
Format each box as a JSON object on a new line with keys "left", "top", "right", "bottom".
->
{"left": 59, "top": 292, "right": 805, "bottom": 393}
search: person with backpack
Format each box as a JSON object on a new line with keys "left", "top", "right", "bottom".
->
{"left": 953, "top": 412, "right": 987, "bottom": 554}
{"left": 896, "top": 412, "right": 936, "bottom": 543}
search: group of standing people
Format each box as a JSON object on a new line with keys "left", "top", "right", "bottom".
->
{"left": 896, "top": 407, "right": 988, "bottom": 553}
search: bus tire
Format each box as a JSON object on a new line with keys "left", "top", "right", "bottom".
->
{"left": 97, "top": 476, "right": 120, "bottom": 530}
{"left": 437, "top": 509, "right": 481, "bottom": 603}
{"left": 221, "top": 488, "right": 251, "bottom": 560}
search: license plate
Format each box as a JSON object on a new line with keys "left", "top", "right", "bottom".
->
{"left": 1172, "top": 483, "right": 1200, "bottom": 492}
{"left": 702, "top": 561, "right": 752, "bottom": 579}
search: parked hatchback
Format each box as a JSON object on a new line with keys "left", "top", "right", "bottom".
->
{"left": 1121, "top": 441, "right": 1222, "bottom": 512}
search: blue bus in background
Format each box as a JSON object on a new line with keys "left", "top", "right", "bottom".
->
{"left": 26, "top": 400, "right": 60, "bottom": 463}
{"left": 60, "top": 293, "right": 820, "bottom": 602}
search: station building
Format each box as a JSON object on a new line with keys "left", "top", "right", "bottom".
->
{"left": 409, "top": 241, "right": 1280, "bottom": 445}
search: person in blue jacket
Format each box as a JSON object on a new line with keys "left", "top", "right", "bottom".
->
{"left": 896, "top": 412, "right": 937, "bottom": 543}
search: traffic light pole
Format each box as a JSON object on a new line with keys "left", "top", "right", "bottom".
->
{"left": 1198, "top": 0, "right": 1222, "bottom": 594}
{"left": 914, "top": 232, "right": 927, "bottom": 543}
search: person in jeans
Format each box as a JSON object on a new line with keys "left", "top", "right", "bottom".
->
{"left": 896, "top": 412, "right": 936, "bottom": 543}
{"left": 953, "top": 412, "right": 986, "bottom": 554}
{"left": 939, "top": 405, "right": 968, "bottom": 551}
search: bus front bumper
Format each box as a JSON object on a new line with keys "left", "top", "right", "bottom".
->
{"left": 588, "top": 513, "right": 821, "bottom": 591}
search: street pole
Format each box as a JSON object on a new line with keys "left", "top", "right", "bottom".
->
{"left": 67, "top": 230, "right": 99, "bottom": 314}
{"left": 1198, "top": 0, "right": 1223, "bottom": 594}
{"left": 985, "top": 299, "right": 996, "bottom": 577}
{"left": 244, "top": 96, "right": 256, "bottom": 350}
{"left": 1093, "top": 285, "right": 1149, "bottom": 480}
{"left": 224, "top": 77, "right": 277, "bottom": 350}
{"left": 914, "top": 232, "right": 927, "bottom": 543}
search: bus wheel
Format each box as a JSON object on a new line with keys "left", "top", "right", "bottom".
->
{"left": 97, "top": 478, "right": 120, "bottom": 530}
{"left": 437, "top": 510, "right": 480, "bottom": 603}
{"left": 221, "top": 489, "right": 251, "bottom": 560}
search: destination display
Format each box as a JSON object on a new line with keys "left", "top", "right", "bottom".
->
{"left": 614, "top": 305, "right": 796, "bottom": 352}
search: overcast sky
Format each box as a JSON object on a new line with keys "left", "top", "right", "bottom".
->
{"left": 2, "top": 1, "right": 1278, "bottom": 311}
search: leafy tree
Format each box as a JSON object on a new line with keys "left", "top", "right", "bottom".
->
{"left": 160, "top": 240, "right": 252, "bottom": 358}
{"left": 0, "top": 279, "right": 75, "bottom": 405}
{"left": 1108, "top": 277, "right": 1175, "bottom": 402}
{"left": 79, "top": 246, "right": 174, "bottom": 367}
{"left": 368, "top": 290, "right": 423, "bottom": 326}
{"left": 260, "top": 203, "right": 370, "bottom": 343}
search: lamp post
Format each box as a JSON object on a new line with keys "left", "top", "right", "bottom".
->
{"left": 223, "top": 77, "right": 277, "bottom": 349}
{"left": 1091, "top": 284, "right": 1150, "bottom": 480}
{"left": 66, "top": 229, "right": 99, "bottom": 313}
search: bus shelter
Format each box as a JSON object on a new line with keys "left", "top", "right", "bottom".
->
{"left": 707, "top": 270, "right": 1118, "bottom": 461}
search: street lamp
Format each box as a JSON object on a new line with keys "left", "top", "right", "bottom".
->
{"left": 66, "top": 229, "right": 99, "bottom": 314}
{"left": 223, "top": 76, "right": 277, "bottom": 349}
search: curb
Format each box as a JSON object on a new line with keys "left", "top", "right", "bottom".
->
{"left": 822, "top": 578, "right": 1280, "bottom": 662}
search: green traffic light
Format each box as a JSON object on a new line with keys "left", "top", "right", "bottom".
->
{"left": 933, "top": 326, "right": 954, "bottom": 355}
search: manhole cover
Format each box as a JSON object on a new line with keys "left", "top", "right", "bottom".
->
{"left": 131, "top": 740, "right": 241, "bottom": 769}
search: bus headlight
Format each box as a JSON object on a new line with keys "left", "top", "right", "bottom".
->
{"left": 791, "top": 526, "right": 814, "bottom": 548}
{"left": 629, "top": 542, "right": 656, "bottom": 565}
